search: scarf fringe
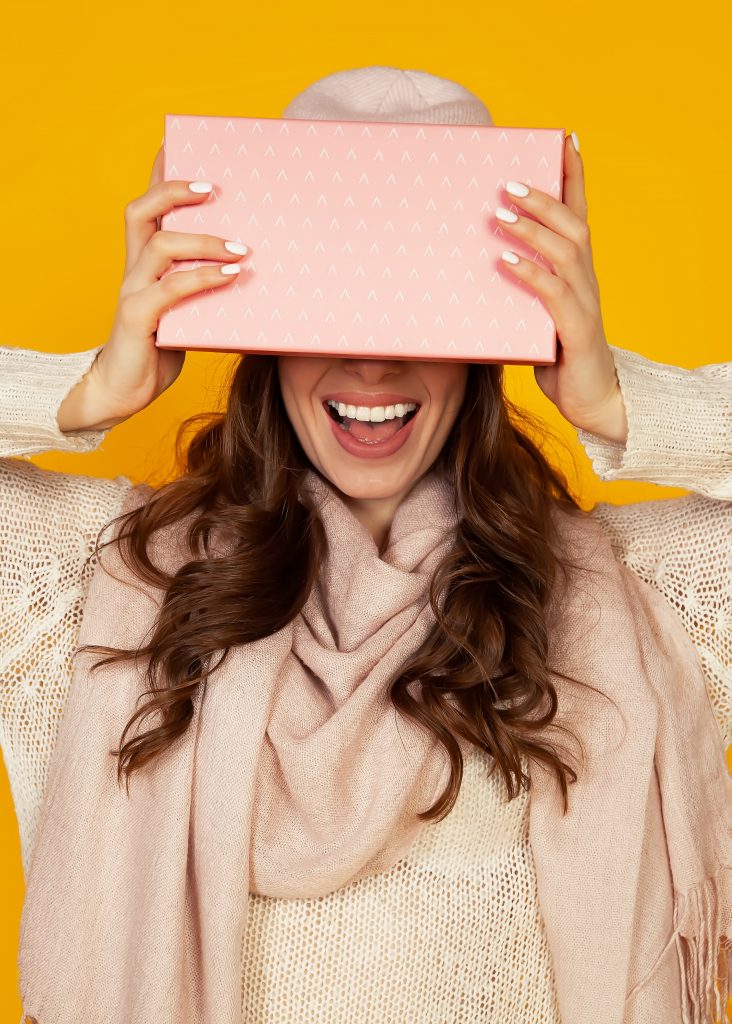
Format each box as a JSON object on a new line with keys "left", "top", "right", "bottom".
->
{"left": 674, "top": 865, "right": 732, "bottom": 1024}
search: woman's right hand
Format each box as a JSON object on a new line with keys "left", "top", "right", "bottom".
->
{"left": 58, "top": 146, "right": 249, "bottom": 432}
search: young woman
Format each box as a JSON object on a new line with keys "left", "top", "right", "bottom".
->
{"left": 2, "top": 67, "right": 730, "bottom": 1024}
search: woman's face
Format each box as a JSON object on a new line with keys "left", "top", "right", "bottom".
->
{"left": 277, "top": 355, "right": 469, "bottom": 542}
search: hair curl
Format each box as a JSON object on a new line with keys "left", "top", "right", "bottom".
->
{"left": 78, "top": 354, "right": 614, "bottom": 820}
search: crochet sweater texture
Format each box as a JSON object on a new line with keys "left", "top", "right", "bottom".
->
{"left": 1, "top": 341, "right": 730, "bottom": 1023}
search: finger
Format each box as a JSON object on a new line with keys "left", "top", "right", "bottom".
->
{"left": 123, "top": 178, "right": 213, "bottom": 278}
{"left": 150, "top": 146, "right": 165, "bottom": 232}
{"left": 119, "top": 263, "right": 245, "bottom": 337}
{"left": 123, "top": 231, "right": 250, "bottom": 292}
{"left": 494, "top": 206, "right": 595, "bottom": 305}
{"left": 560, "top": 132, "right": 588, "bottom": 224}
{"left": 498, "top": 173, "right": 588, "bottom": 251}
{"left": 150, "top": 145, "right": 164, "bottom": 189}
{"left": 497, "top": 251, "right": 592, "bottom": 352}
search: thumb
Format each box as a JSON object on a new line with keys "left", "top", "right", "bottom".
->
{"left": 562, "top": 132, "right": 588, "bottom": 222}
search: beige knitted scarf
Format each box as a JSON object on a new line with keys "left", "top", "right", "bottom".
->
{"left": 18, "top": 468, "right": 732, "bottom": 1024}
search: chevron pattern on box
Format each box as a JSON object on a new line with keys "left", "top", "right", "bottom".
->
{"left": 158, "top": 115, "right": 564, "bottom": 363}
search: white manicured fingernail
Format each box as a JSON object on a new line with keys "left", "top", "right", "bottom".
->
{"left": 501, "top": 250, "right": 520, "bottom": 264}
{"left": 220, "top": 263, "right": 241, "bottom": 275}
{"left": 224, "top": 241, "right": 249, "bottom": 255}
{"left": 571, "top": 131, "right": 580, "bottom": 153}
{"left": 496, "top": 206, "right": 519, "bottom": 223}
{"left": 189, "top": 181, "right": 213, "bottom": 193}
{"left": 506, "top": 180, "right": 529, "bottom": 197}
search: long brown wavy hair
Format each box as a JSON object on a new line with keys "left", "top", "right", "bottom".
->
{"left": 77, "top": 354, "right": 616, "bottom": 821}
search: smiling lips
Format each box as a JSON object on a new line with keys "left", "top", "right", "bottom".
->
{"left": 322, "top": 395, "right": 421, "bottom": 458}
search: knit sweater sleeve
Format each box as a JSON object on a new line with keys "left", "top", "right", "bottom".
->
{"left": 0, "top": 345, "right": 134, "bottom": 872}
{"left": 1, "top": 343, "right": 111, "bottom": 456}
{"left": 577, "top": 343, "right": 731, "bottom": 498}
{"left": 579, "top": 344, "right": 732, "bottom": 748}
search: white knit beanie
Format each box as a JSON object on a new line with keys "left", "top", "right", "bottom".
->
{"left": 281, "top": 64, "right": 493, "bottom": 127}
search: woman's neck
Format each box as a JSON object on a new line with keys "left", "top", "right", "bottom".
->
{"left": 340, "top": 490, "right": 405, "bottom": 556}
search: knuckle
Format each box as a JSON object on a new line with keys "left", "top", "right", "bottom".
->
{"left": 529, "top": 191, "right": 547, "bottom": 213}
{"left": 164, "top": 179, "right": 184, "bottom": 203}
{"left": 147, "top": 229, "right": 168, "bottom": 254}
{"left": 575, "top": 221, "right": 591, "bottom": 245}
{"left": 123, "top": 198, "right": 139, "bottom": 222}
{"left": 548, "top": 274, "right": 568, "bottom": 298}
{"left": 116, "top": 295, "right": 137, "bottom": 328}
{"left": 162, "top": 266, "right": 213, "bottom": 299}
{"left": 562, "top": 240, "right": 582, "bottom": 265}
{"left": 159, "top": 270, "right": 184, "bottom": 297}
{"left": 518, "top": 257, "right": 538, "bottom": 276}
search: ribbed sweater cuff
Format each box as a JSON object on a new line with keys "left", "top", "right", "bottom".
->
{"left": 576, "top": 344, "right": 732, "bottom": 500}
{"left": 0, "top": 345, "right": 111, "bottom": 457}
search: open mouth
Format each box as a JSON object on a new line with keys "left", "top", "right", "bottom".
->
{"left": 325, "top": 397, "right": 421, "bottom": 434}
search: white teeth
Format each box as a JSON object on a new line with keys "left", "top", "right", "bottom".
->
{"left": 327, "top": 400, "right": 417, "bottom": 423}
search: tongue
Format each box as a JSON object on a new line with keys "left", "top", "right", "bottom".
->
{"left": 347, "top": 416, "right": 403, "bottom": 443}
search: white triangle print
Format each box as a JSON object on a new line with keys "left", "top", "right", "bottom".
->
{"left": 159, "top": 115, "right": 559, "bottom": 363}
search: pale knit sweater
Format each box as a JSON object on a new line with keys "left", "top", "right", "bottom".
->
{"left": 1, "top": 342, "right": 730, "bottom": 1023}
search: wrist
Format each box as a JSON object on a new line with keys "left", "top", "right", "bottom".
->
{"left": 56, "top": 373, "right": 126, "bottom": 433}
{"left": 581, "top": 390, "right": 629, "bottom": 446}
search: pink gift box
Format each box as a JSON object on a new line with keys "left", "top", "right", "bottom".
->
{"left": 156, "top": 113, "right": 565, "bottom": 364}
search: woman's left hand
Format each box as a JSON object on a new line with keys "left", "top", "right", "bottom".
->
{"left": 496, "top": 133, "right": 629, "bottom": 445}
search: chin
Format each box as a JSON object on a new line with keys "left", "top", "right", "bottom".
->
{"left": 314, "top": 460, "right": 427, "bottom": 501}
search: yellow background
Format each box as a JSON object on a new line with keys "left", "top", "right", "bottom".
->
{"left": 1, "top": 0, "right": 730, "bottom": 1018}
